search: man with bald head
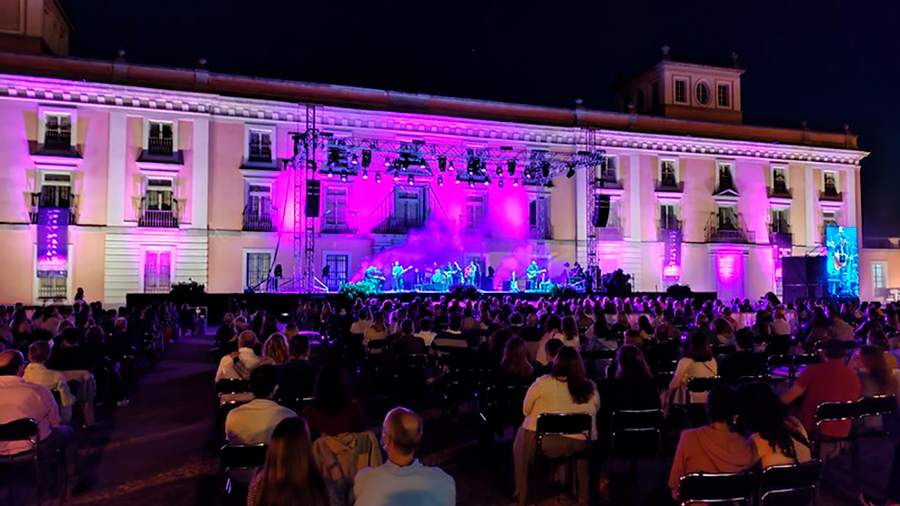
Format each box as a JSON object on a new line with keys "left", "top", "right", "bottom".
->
{"left": 0, "top": 349, "right": 66, "bottom": 456}
{"left": 215, "top": 330, "right": 261, "bottom": 383}
{"left": 354, "top": 407, "right": 455, "bottom": 506}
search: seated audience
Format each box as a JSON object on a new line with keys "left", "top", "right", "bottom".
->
{"left": 533, "top": 338, "right": 563, "bottom": 377}
{"left": 414, "top": 317, "right": 436, "bottom": 347}
{"left": 668, "top": 385, "right": 757, "bottom": 500}
{"left": 431, "top": 314, "right": 468, "bottom": 356}
{"left": 350, "top": 309, "right": 372, "bottom": 335}
{"left": 354, "top": 407, "right": 456, "bottom": 506}
{"left": 669, "top": 333, "right": 718, "bottom": 405}
{"left": 514, "top": 347, "right": 599, "bottom": 506}
{"left": 0, "top": 349, "right": 69, "bottom": 457}
{"left": 225, "top": 364, "right": 297, "bottom": 445}
{"left": 602, "top": 344, "right": 661, "bottom": 414}
{"left": 363, "top": 312, "right": 389, "bottom": 350}
{"left": 302, "top": 364, "right": 366, "bottom": 438}
{"left": 24, "top": 340, "right": 77, "bottom": 423}
{"left": 856, "top": 345, "right": 900, "bottom": 398}
{"left": 215, "top": 331, "right": 262, "bottom": 383}
{"left": 739, "top": 382, "right": 811, "bottom": 468}
{"left": 247, "top": 417, "right": 330, "bottom": 506}
{"left": 391, "top": 319, "right": 426, "bottom": 360}
{"left": 492, "top": 336, "right": 534, "bottom": 387}
{"left": 718, "top": 328, "right": 766, "bottom": 384}
{"left": 275, "top": 333, "right": 319, "bottom": 401}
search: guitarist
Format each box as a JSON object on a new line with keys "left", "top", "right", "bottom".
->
{"left": 526, "top": 261, "right": 546, "bottom": 291}
{"left": 391, "top": 261, "right": 412, "bottom": 292}
{"left": 464, "top": 260, "right": 479, "bottom": 286}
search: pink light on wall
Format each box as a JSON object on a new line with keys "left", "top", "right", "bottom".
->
{"left": 663, "top": 264, "right": 681, "bottom": 278}
{"left": 716, "top": 253, "right": 739, "bottom": 283}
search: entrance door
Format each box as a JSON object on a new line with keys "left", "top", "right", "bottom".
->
{"left": 394, "top": 187, "right": 425, "bottom": 229}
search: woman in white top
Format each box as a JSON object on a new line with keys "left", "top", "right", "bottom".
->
{"left": 363, "top": 312, "right": 389, "bottom": 352}
{"left": 513, "top": 347, "right": 600, "bottom": 506}
{"left": 668, "top": 332, "right": 718, "bottom": 406}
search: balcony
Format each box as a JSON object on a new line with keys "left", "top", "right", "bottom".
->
{"left": 322, "top": 209, "right": 358, "bottom": 234}
{"left": 596, "top": 215, "right": 623, "bottom": 241}
{"left": 768, "top": 183, "right": 792, "bottom": 199}
{"left": 139, "top": 200, "right": 179, "bottom": 228}
{"left": 43, "top": 130, "right": 72, "bottom": 151}
{"left": 768, "top": 221, "right": 793, "bottom": 246}
{"left": 243, "top": 212, "right": 276, "bottom": 232}
{"left": 138, "top": 137, "right": 183, "bottom": 166}
{"left": 30, "top": 192, "right": 77, "bottom": 225}
{"left": 705, "top": 212, "right": 754, "bottom": 243}
{"left": 819, "top": 190, "right": 843, "bottom": 202}
{"left": 713, "top": 177, "right": 739, "bottom": 197}
{"left": 595, "top": 172, "right": 623, "bottom": 190}
{"left": 38, "top": 278, "right": 67, "bottom": 300}
{"left": 655, "top": 178, "right": 684, "bottom": 193}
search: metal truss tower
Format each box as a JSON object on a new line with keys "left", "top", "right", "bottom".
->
{"left": 292, "top": 105, "right": 319, "bottom": 292}
{"left": 584, "top": 127, "right": 599, "bottom": 272}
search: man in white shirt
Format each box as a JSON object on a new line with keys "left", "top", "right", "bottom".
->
{"left": 354, "top": 407, "right": 455, "bottom": 506}
{"left": 24, "top": 340, "right": 77, "bottom": 423}
{"left": 0, "top": 350, "right": 67, "bottom": 456}
{"left": 215, "top": 331, "right": 261, "bottom": 383}
{"left": 350, "top": 309, "right": 373, "bottom": 335}
{"left": 414, "top": 317, "right": 437, "bottom": 347}
{"left": 225, "top": 364, "right": 296, "bottom": 445}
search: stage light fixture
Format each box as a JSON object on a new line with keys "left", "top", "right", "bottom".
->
{"left": 340, "top": 174, "right": 347, "bottom": 182}
{"left": 449, "top": 161, "right": 456, "bottom": 172}
{"left": 455, "top": 176, "right": 460, "bottom": 184}
{"left": 542, "top": 162, "right": 551, "bottom": 178}
{"left": 468, "top": 181, "right": 474, "bottom": 188}
{"left": 498, "top": 178, "right": 504, "bottom": 188}
{"left": 438, "top": 156, "right": 447, "bottom": 172}
{"left": 513, "top": 179, "right": 519, "bottom": 187}
{"left": 384, "top": 158, "right": 391, "bottom": 167}
{"left": 524, "top": 169, "right": 532, "bottom": 179}
{"left": 362, "top": 170, "right": 368, "bottom": 179}
{"left": 361, "top": 150, "right": 372, "bottom": 167}
{"left": 327, "top": 171, "right": 334, "bottom": 178}
{"left": 375, "top": 172, "right": 382, "bottom": 183}
{"left": 507, "top": 160, "right": 516, "bottom": 176}
{"left": 496, "top": 165, "right": 503, "bottom": 176}
{"left": 483, "top": 179, "right": 490, "bottom": 186}
{"left": 565, "top": 163, "right": 576, "bottom": 179}
{"left": 408, "top": 175, "right": 414, "bottom": 186}
{"left": 351, "top": 155, "right": 358, "bottom": 166}
{"left": 393, "top": 173, "right": 400, "bottom": 182}
{"left": 437, "top": 175, "right": 444, "bottom": 186}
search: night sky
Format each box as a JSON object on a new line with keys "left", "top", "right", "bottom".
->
{"left": 64, "top": 0, "right": 900, "bottom": 236}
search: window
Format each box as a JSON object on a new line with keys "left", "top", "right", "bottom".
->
{"left": 823, "top": 171, "right": 838, "bottom": 195}
{"left": 651, "top": 82, "right": 659, "bottom": 107}
{"left": 674, "top": 79, "right": 687, "bottom": 103}
{"left": 873, "top": 263, "right": 886, "bottom": 290}
{"left": 464, "top": 194, "right": 486, "bottom": 231}
{"left": 244, "top": 184, "right": 274, "bottom": 231}
{"left": 324, "top": 254, "right": 349, "bottom": 291}
{"left": 660, "top": 204, "right": 679, "bottom": 230}
{"left": 248, "top": 129, "right": 273, "bottom": 163}
{"left": 529, "top": 195, "right": 550, "bottom": 239}
{"left": 772, "top": 167, "right": 788, "bottom": 194}
{"left": 38, "top": 277, "right": 67, "bottom": 300}
{"left": 659, "top": 159, "right": 678, "bottom": 188}
{"left": 771, "top": 209, "right": 789, "bottom": 234}
{"left": 141, "top": 179, "right": 177, "bottom": 227}
{"left": 143, "top": 250, "right": 172, "bottom": 294}
{"left": 246, "top": 252, "right": 272, "bottom": 292}
{"left": 716, "top": 163, "right": 736, "bottom": 192}
{"left": 695, "top": 82, "right": 710, "bottom": 105}
{"left": 323, "top": 188, "right": 350, "bottom": 233}
{"left": 717, "top": 205, "right": 738, "bottom": 230}
{"left": 823, "top": 211, "right": 838, "bottom": 228}
{"left": 599, "top": 156, "right": 618, "bottom": 184}
{"left": 148, "top": 121, "right": 174, "bottom": 156}
{"left": 43, "top": 113, "right": 72, "bottom": 149}
{"left": 717, "top": 83, "right": 731, "bottom": 107}
{"left": 38, "top": 173, "right": 72, "bottom": 208}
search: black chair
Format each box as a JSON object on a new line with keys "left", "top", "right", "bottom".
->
{"left": 766, "top": 355, "right": 793, "bottom": 383}
{"left": 813, "top": 400, "right": 859, "bottom": 489}
{"left": 582, "top": 349, "right": 617, "bottom": 361}
{"left": 533, "top": 413, "right": 593, "bottom": 503}
{"left": 857, "top": 394, "right": 896, "bottom": 436}
{"left": 792, "top": 354, "right": 822, "bottom": 375}
{"left": 393, "top": 361, "right": 428, "bottom": 401}
{"left": 610, "top": 409, "right": 664, "bottom": 482}
{"left": 677, "top": 471, "right": 756, "bottom": 505}
{"left": 737, "top": 375, "right": 768, "bottom": 385}
{"left": 478, "top": 384, "right": 529, "bottom": 443}
{"left": 276, "top": 397, "right": 314, "bottom": 415}
{"left": 758, "top": 460, "right": 822, "bottom": 506}
{"left": 444, "top": 367, "right": 482, "bottom": 406}
{"left": 0, "top": 418, "right": 59, "bottom": 506}
{"left": 685, "top": 377, "right": 722, "bottom": 427}
{"left": 219, "top": 443, "right": 267, "bottom": 502}
{"left": 216, "top": 378, "right": 250, "bottom": 395}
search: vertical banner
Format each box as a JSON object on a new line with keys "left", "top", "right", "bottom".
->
{"left": 37, "top": 207, "right": 68, "bottom": 278}
{"left": 825, "top": 225, "right": 859, "bottom": 298}
{"left": 662, "top": 228, "right": 682, "bottom": 280}
{"left": 773, "top": 234, "right": 793, "bottom": 280}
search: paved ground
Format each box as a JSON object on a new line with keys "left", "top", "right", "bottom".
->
{"left": 24, "top": 333, "right": 894, "bottom": 506}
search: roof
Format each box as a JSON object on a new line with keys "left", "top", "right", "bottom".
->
{"left": 0, "top": 50, "right": 860, "bottom": 151}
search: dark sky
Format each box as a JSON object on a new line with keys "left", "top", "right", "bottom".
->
{"left": 65, "top": 0, "right": 900, "bottom": 236}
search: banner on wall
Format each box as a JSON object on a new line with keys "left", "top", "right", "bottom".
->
{"left": 662, "top": 229, "right": 682, "bottom": 280}
{"left": 772, "top": 233, "right": 793, "bottom": 279}
{"left": 37, "top": 207, "right": 68, "bottom": 278}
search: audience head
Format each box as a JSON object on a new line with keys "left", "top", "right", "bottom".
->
{"left": 0, "top": 350, "right": 25, "bottom": 376}
{"left": 448, "top": 313, "right": 463, "bottom": 331}
{"left": 501, "top": 337, "right": 533, "bottom": 378}
{"left": 706, "top": 384, "right": 740, "bottom": 427}
{"left": 867, "top": 329, "right": 889, "bottom": 351}
{"left": 615, "top": 344, "right": 653, "bottom": 382}
{"left": 262, "top": 334, "right": 290, "bottom": 364}
{"left": 255, "top": 417, "right": 328, "bottom": 506}
{"left": 552, "top": 347, "right": 595, "bottom": 404}
{"left": 561, "top": 316, "right": 578, "bottom": 339}
{"left": 249, "top": 364, "right": 279, "bottom": 399}
{"left": 238, "top": 330, "right": 258, "bottom": 350}
{"left": 419, "top": 317, "right": 432, "bottom": 332}
{"left": 820, "top": 339, "right": 848, "bottom": 360}
{"left": 283, "top": 323, "right": 298, "bottom": 339}
{"left": 61, "top": 327, "right": 83, "bottom": 347}
{"left": 687, "top": 332, "right": 713, "bottom": 362}
{"left": 27, "top": 340, "right": 51, "bottom": 364}
{"left": 735, "top": 328, "right": 755, "bottom": 351}
{"left": 400, "top": 318, "right": 414, "bottom": 336}
{"left": 859, "top": 345, "right": 895, "bottom": 393}
{"left": 382, "top": 407, "right": 423, "bottom": 464}
{"left": 288, "top": 333, "right": 310, "bottom": 360}
{"left": 114, "top": 317, "right": 127, "bottom": 333}
{"left": 623, "top": 329, "right": 643, "bottom": 347}
{"left": 544, "top": 338, "right": 564, "bottom": 364}
{"left": 312, "top": 364, "right": 350, "bottom": 415}
{"left": 222, "top": 313, "right": 234, "bottom": 326}
{"left": 738, "top": 382, "right": 797, "bottom": 459}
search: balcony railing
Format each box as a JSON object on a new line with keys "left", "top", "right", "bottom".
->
{"left": 139, "top": 199, "right": 179, "bottom": 228}
{"left": 819, "top": 190, "right": 843, "bottom": 201}
{"left": 43, "top": 129, "right": 72, "bottom": 150}
{"left": 322, "top": 209, "right": 358, "bottom": 234}
{"left": 768, "top": 221, "right": 793, "bottom": 245}
{"left": 148, "top": 136, "right": 174, "bottom": 156}
{"left": 30, "top": 192, "right": 77, "bottom": 224}
{"left": 596, "top": 215, "right": 623, "bottom": 241}
{"left": 768, "top": 184, "right": 792, "bottom": 199}
{"left": 659, "top": 217, "right": 682, "bottom": 232}
{"left": 595, "top": 173, "right": 623, "bottom": 189}
{"left": 243, "top": 212, "right": 276, "bottom": 232}
{"left": 655, "top": 179, "right": 684, "bottom": 192}
{"left": 705, "top": 212, "right": 754, "bottom": 243}
{"left": 38, "top": 278, "right": 67, "bottom": 300}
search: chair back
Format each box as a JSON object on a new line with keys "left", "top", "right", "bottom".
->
{"left": 482, "top": 384, "right": 528, "bottom": 425}
{"left": 0, "top": 418, "right": 39, "bottom": 446}
{"left": 582, "top": 349, "right": 616, "bottom": 361}
{"left": 793, "top": 354, "right": 822, "bottom": 367}
{"left": 678, "top": 472, "right": 755, "bottom": 505}
{"left": 535, "top": 413, "right": 592, "bottom": 437}
{"left": 759, "top": 460, "right": 822, "bottom": 506}
{"left": 445, "top": 367, "right": 482, "bottom": 401}
{"left": 220, "top": 443, "right": 267, "bottom": 471}
{"left": 687, "top": 376, "right": 721, "bottom": 394}
{"left": 365, "top": 339, "right": 387, "bottom": 352}
{"left": 766, "top": 354, "right": 792, "bottom": 372}
{"left": 737, "top": 375, "right": 768, "bottom": 385}
{"left": 857, "top": 394, "right": 896, "bottom": 420}
{"left": 395, "top": 353, "right": 428, "bottom": 368}
{"left": 277, "top": 397, "right": 314, "bottom": 415}
{"left": 216, "top": 378, "right": 250, "bottom": 394}
{"left": 611, "top": 409, "right": 662, "bottom": 460}
{"left": 814, "top": 400, "right": 858, "bottom": 427}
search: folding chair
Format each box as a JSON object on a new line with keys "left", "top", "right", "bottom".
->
{"left": 759, "top": 460, "right": 822, "bottom": 506}
{"left": 677, "top": 471, "right": 756, "bottom": 505}
{"left": 393, "top": 355, "right": 428, "bottom": 401}
{"left": 219, "top": 443, "right": 267, "bottom": 503}
{"left": 533, "top": 413, "right": 593, "bottom": 504}
{"left": 856, "top": 394, "right": 896, "bottom": 437}
{"left": 685, "top": 377, "right": 722, "bottom": 427}
{"left": 276, "top": 397, "right": 315, "bottom": 416}
{"left": 478, "top": 384, "right": 529, "bottom": 444}
{"left": 216, "top": 378, "right": 250, "bottom": 395}
{"left": 0, "top": 418, "right": 63, "bottom": 506}
{"left": 813, "top": 400, "right": 859, "bottom": 489}
{"left": 766, "top": 355, "right": 794, "bottom": 383}
{"left": 610, "top": 409, "right": 664, "bottom": 483}
{"left": 582, "top": 349, "right": 617, "bottom": 361}
{"left": 792, "top": 354, "right": 822, "bottom": 381}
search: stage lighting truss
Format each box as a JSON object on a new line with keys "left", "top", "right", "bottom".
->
{"left": 303, "top": 133, "right": 605, "bottom": 186}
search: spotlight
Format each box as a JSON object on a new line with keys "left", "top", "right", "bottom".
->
{"left": 362, "top": 170, "right": 368, "bottom": 179}
{"left": 524, "top": 169, "right": 532, "bottom": 179}
{"left": 496, "top": 165, "right": 503, "bottom": 177}
{"left": 513, "top": 179, "right": 519, "bottom": 187}
{"left": 483, "top": 179, "right": 490, "bottom": 186}
{"left": 449, "top": 161, "right": 455, "bottom": 172}
{"left": 340, "top": 174, "right": 347, "bottom": 182}
{"left": 438, "top": 156, "right": 447, "bottom": 172}
{"left": 351, "top": 155, "right": 358, "bottom": 166}
{"left": 498, "top": 178, "right": 504, "bottom": 188}
{"left": 361, "top": 150, "right": 372, "bottom": 167}
{"left": 507, "top": 160, "right": 516, "bottom": 176}
{"left": 468, "top": 181, "right": 474, "bottom": 188}
{"left": 437, "top": 175, "right": 444, "bottom": 186}
{"left": 393, "top": 173, "right": 399, "bottom": 182}
{"left": 565, "top": 163, "right": 576, "bottom": 179}
{"left": 455, "top": 176, "right": 460, "bottom": 184}
{"left": 408, "top": 175, "right": 414, "bottom": 186}
{"left": 375, "top": 172, "right": 381, "bottom": 183}
{"left": 384, "top": 158, "right": 391, "bottom": 167}
{"left": 327, "top": 171, "right": 334, "bottom": 178}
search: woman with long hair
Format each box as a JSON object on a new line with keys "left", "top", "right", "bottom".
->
{"left": 247, "top": 417, "right": 331, "bottom": 506}
{"left": 513, "top": 347, "right": 599, "bottom": 506}
{"left": 600, "top": 345, "right": 660, "bottom": 416}
{"left": 668, "top": 332, "right": 718, "bottom": 405}
{"left": 559, "top": 316, "right": 580, "bottom": 349}
{"left": 738, "top": 382, "right": 811, "bottom": 468}
{"left": 497, "top": 337, "right": 534, "bottom": 385}
{"left": 481, "top": 327, "right": 513, "bottom": 369}
{"left": 363, "top": 312, "right": 389, "bottom": 351}
{"left": 301, "top": 364, "right": 365, "bottom": 438}
{"left": 261, "top": 333, "right": 291, "bottom": 365}
{"left": 858, "top": 345, "right": 900, "bottom": 397}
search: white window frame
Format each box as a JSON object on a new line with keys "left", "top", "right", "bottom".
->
{"left": 142, "top": 174, "right": 177, "bottom": 203}
{"left": 243, "top": 124, "right": 277, "bottom": 166}
{"left": 322, "top": 250, "right": 352, "bottom": 290}
{"left": 242, "top": 248, "right": 275, "bottom": 291}
{"left": 597, "top": 155, "right": 618, "bottom": 182}
{"left": 463, "top": 191, "right": 488, "bottom": 231}
{"left": 770, "top": 165, "right": 789, "bottom": 189}
{"left": 822, "top": 170, "right": 839, "bottom": 193}
{"left": 717, "top": 204, "right": 738, "bottom": 225}
{"left": 673, "top": 77, "right": 688, "bottom": 104}
{"left": 873, "top": 262, "right": 887, "bottom": 290}
{"left": 139, "top": 245, "right": 175, "bottom": 294}
{"left": 658, "top": 158, "right": 679, "bottom": 183}
{"left": 32, "top": 243, "right": 74, "bottom": 304}
{"left": 142, "top": 117, "right": 179, "bottom": 151}
{"left": 770, "top": 208, "right": 790, "bottom": 231}
{"left": 822, "top": 210, "right": 839, "bottom": 227}
{"left": 38, "top": 106, "right": 78, "bottom": 149}
{"left": 659, "top": 203, "right": 680, "bottom": 228}
{"left": 695, "top": 80, "right": 711, "bottom": 106}
{"left": 716, "top": 82, "right": 732, "bottom": 109}
{"left": 715, "top": 161, "right": 735, "bottom": 187}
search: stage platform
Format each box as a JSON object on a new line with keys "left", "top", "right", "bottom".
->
{"left": 126, "top": 290, "right": 716, "bottom": 325}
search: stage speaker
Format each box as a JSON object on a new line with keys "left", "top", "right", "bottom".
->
{"left": 592, "top": 194, "right": 610, "bottom": 227}
{"left": 306, "top": 180, "right": 321, "bottom": 217}
{"left": 782, "top": 256, "right": 828, "bottom": 303}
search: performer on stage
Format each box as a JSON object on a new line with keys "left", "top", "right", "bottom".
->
{"left": 525, "top": 261, "right": 545, "bottom": 291}
{"left": 510, "top": 271, "right": 519, "bottom": 293}
{"left": 464, "top": 260, "right": 479, "bottom": 286}
{"left": 364, "top": 266, "right": 386, "bottom": 293}
{"left": 391, "top": 261, "right": 412, "bottom": 292}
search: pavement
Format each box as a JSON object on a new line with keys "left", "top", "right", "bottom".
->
{"left": 20, "top": 333, "right": 893, "bottom": 506}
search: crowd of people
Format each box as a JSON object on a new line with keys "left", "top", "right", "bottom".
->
{"left": 210, "top": 293, "right": 900, "bottom": 506}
